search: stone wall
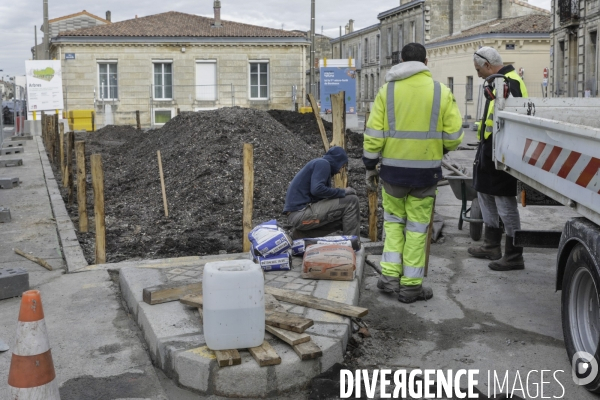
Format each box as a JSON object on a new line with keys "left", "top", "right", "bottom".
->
{"left": 53, "top": 42, "right": 306, "bottom": 127}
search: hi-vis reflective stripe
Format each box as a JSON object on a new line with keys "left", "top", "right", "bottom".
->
{"left": 384, "top": 211, "right": 406, "bottom": 224}
{"left": 522, "top": 138, "right": 600, "bottom": 194}
{"left": 403, "top": 266, "right": 425, "bottom": 278}
{"left": 365, "top": 127, "right": 384, "bottom": 138}
{"left": 443, "top": 129, "right": 463, "bottom": 140}
{"left": 364, "top": 149, "right": 380, "bottom": 159}
{"left": 382, "top": 252, "right": 402, "bottom": 264}
{"left": 406, "top": 220, "right": 430, "bottom": 234}
{"left": 386, "top": 80, "right": 442, "bottom": 141}
{"left": 382, "top": 158, "right": 442, "bottom": 169}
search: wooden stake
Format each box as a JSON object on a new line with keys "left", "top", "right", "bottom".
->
{"left": 368, "top": 189, "right": 378, "bottom": 242}
{"left": 242, "top": 143, "right": 254, "bottom": 252}
{"left": 91, "top": 111, "right": 95, "bottom": 131}
{"left": 136, "top": 110, "right": 141, "bottom": 130}
{"left": 75, "top": 141, "right": 88, "bottom": 232}
{"left": 306, "top": 93, "right": 329, "bottom": 152}
{"left": 59, "top": 123, "right": 65, "bottom": 176}
{"left": 54, "top": 113, "right": 59, "bottom": 163}
{"left": 67, "top": 131, "right": 75, "bottom": 204}
{"left": 331, "top": 91, "right": 347, "bottom": 188}
{"left": 91, "top": 154, "right": 106, "bottom": 264}
{"left": 157, "top": 150, "right": 169, "bottom": 217}
{"left": 14, "top": 248, "right": 53, "bottom": 271}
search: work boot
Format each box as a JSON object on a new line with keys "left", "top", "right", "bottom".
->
{"left": 467, "top": 226, "right": 502, "bottom": 260}
{"left": 376, "top": 275, "right": 400, "bottom": 294}
{"left": 397, "top": 284, "right": 433, "bottom": 303}
{"left": 488, "top": 236, "right": 525, "bottom": 271}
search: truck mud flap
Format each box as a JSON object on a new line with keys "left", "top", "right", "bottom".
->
{"left": 514, "top": 230, "right": 562, "bottom": 248}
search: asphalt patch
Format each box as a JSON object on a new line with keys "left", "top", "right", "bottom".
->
{"left": 59, "top": 372, "right": 158, "bottom": 400}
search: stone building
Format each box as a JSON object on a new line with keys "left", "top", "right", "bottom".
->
{"left": 333, "top": 0, "right": 548, "bottom": 111}
{"left": 33, "top": 10, "right": 111, "bottom": 60}
{"left": 49, "top": 3, "right": 308, "bottom": 127}
{"left": 550, "top": 0, "right": 600, "bottom": 97}
{"left": 427, "top": 13, "right": 551, "bottom": 118}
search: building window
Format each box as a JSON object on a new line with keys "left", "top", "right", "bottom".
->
{"left": 249, "top": 61, "right": 268, "bottom": 99}
{"left": 387, "top": 27, "right": 393, "bottom": 58}
{"left": 376, "top": 34, "right": 380, "bottom": 61}
{"left": 557, "top": 40, "right": 565, "bottom": 96}
{"left": 398, "top": 25, "right": 403, "bottom": 51}
{"left": 154, "top": 62, "right": 173, "bottom": 100}
{"left": 364, "top": 74, "right": 369, "bottom": 100}
{"left": 587, "top": 31, "right": 598, "bottom": 96}
{"left": 98, "top": 62, "right": 118, "bottom": 100}
{"left": 364, "top": 38, "right": 369, "bottom": 63}
{"left": 448, "top": 77, "right": 454, "bottom": 93}
{"left": 153, "top": 109, "right": 174, "bottom": 125}
{"left": 196, "top": 61, "right": 217, "bottom": 101}
{"left": 411, "top": 21, "right": 416, "bottom": 42}
{"left": 466, "top": 76, "right": 473, "bottom": 101}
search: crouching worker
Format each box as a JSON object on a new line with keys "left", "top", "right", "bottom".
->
{"left": 283, "top": 146, "right": 360, "bottom": 240}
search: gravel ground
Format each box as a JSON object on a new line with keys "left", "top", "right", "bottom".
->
{"left": 52, "top": 108, "right": 380, "bottom": 264}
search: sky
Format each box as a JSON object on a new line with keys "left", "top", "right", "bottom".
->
{"left": 0, "top": 0, "right": 551, "bottom": 78}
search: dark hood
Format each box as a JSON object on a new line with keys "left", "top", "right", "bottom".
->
{"left": 322, "top": 146, "right": 348, "bottom": 175}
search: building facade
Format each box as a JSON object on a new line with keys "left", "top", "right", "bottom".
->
{"left": 50, "top": 5, "right": 308, "bottom": 127}
{"left": 550, "top": 0, "right": 600, "bottom": 97}
{"left": 427, "top": 14, "right": 551, "bottom": 119}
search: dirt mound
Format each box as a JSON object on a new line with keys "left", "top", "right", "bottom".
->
{"left": 60, "top": 108, "right": 377, "bottom": 264}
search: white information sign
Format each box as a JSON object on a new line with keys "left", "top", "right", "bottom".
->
{"left": 25, "top": 60, "right": 64, "bottom": 112}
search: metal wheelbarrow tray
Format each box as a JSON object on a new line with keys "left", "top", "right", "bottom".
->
{"left": 445, "top": 172, "right": 483, "bottom": 240}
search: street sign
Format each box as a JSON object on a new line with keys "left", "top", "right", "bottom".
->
{"left": 65, "top": 53, "right": 75, "bottom": 60}
{"left": 543, "top": 67, "right": 549, "bottom": 79}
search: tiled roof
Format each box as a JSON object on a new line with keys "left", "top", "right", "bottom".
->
{"left": 57, "top": 11, "right": 306, "bottom": 38}
{"left": 428, "top": 14, "right": 551, "bottom": 45}
{"left": 49, "top": 10, "right": 110, "bottom": 24}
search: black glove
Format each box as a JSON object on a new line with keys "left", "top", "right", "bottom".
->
{"left": 344, "top": 187, "right": 357, "bottom": 196}
{"left": 365, "top": 169, "right": 379, "bottom": 191}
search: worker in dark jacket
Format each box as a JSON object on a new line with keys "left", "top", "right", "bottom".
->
{"left": 283, "top": 146, "right": 360, "bottom": 240}
{"left": 468, "top": 46, "right": 528, "bottom": 271}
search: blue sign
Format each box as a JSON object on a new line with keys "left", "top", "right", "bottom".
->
{"left": 65, "top": 53, "right": 75, "bottom": 60}
{"left": 320, "top": 67, "right": 357, "bottom": 114}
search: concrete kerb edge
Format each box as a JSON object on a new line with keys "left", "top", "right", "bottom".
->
{"left": 35, "top": 137, "right": 89, "bottom": 273}
{"left": 115, "top": 250, "right": 367, "bottom": 397}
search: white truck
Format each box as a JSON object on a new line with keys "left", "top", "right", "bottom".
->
{"left": 493, "top": 83, "right": 600, "bottom": 393}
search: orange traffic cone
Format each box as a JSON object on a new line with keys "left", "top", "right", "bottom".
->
{"left": 7, "top": 290, "right": 60, "bottom": 399}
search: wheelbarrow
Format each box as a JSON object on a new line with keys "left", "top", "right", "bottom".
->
{"left": 445, "top": 172, "right": 483, "bottom": 241}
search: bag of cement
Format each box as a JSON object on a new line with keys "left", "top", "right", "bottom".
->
{"left": 291, "top": 239, "right": 306, "bottom": 256}
{"left": 248, "top": 221, "right": 292, "bottom": 257}
{"left": 303, "top": 235, "right": 361, "bottom": 251}
{"left": 302, "top": 244, "right": 356, "bottom": 281}
{"left": 255, "top": 251, "right": 292, "bottom": 272}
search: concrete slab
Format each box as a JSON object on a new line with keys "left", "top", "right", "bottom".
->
{"left": 0, "top": 159, "right": 23, "bottom": 168}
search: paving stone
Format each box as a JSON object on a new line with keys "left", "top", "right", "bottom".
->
{"left": 0, "top": 267, "right": 29, "bottom": 300}
{"left": 173, "top": 345, "right": 215, "bottom": 393}
{"left": 0, "top": 147, "right": 24, "bottom": 155}
{"left": 213, "top": 351, "right": 269, "bottom": 397}
{"left": 282, "top": 282, "right": 303, "bottom": 290}
{"left": 119, "top": 267, "right": 165, "bottom": 319}
{"left": 0, "top": 207, "right": 11, "bottom": 223}
{"left": 271, "top": 340, "right": 320, "bottom": 393}
{"left": 0, "top": 177, "right": 19, "bottom": 189}
{"left": 0, "top": 159, "right": 23, "bottom": 167}
{"left": 305, "top": 321, "right": 351, "bottom": 350}
{"left": 160, "top": 333, "right": 206, "bottom": 371}
{"left": 310, "top": 335, "right": 344, "bottom": 373}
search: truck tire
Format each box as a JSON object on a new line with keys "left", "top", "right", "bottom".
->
{"left": 469, "top": 198, "right": 483, "bottom": 241}
{"left": 561, "top": 243, "right": 600, "bottom": 393}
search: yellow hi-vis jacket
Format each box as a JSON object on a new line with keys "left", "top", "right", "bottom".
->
{"left": 363, "top": 62, "right": 464, "bottom": 187}
{"left": 478, "top": 69, "right": 528, "bottom": 140}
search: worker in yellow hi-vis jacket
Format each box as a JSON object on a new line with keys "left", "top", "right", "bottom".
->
{"left": 363, "top": 43, "right": 464, "bottom": 303}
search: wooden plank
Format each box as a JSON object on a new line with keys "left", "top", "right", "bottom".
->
{"left": 292, "top": 340, "right": 322, "bottom": 360}
{"left": 180, "top": 293, "right": 314, "bottom": 333}
{"left": 331, "top": 91, "right": 347, "bottom": 189}
{"left": 264, "top": 293, "right": 285, "bottom": 312}
{"left": 265, "top": 310, "right": 313, "bottom": 333}
{"left": 91, "top": 154, "right": 105, "bottom": 264}
{"left": 306, "top": 93, "right": 329, "bottom": 152}
{"left": 242, "top": 143, "right": 254, "bottom": 252}
{"left": 215, "top": 349, "right": 242, "bottom": 367}
{"left": 248, "top": 341, "right": 281, "bottom": 367}
{"left": 265, "top": 325, "right": 310, "bottom": 346}
{"left": 144, "top": 282, "right": 203, "bottom": 305}
{"left": 265, "top": 286, "right": 368, "bottom": 318}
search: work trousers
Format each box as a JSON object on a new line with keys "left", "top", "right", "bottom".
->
{"left": 477, "top": 192, "right": 520, "bottom": 237}
{"left": 380, "top": 181, "right": 436, "bottom": 287}
{"left": 287, "top": 195, "right": 360, "bottom": 240}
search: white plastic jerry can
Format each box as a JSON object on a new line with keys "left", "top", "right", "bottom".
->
{"left": 203, "top": 260, "right": 265, "bottom": 350}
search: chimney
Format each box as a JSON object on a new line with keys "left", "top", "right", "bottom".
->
{"left": 348, "top": 19, "right": 354, "bottom": 33}
{"left": 106, "top": 11, "right": 111, "bottom": 22}
{"left": 345, "top": 24, "right": 349, "bottom": 35}
{"left": 213, "top": 0, "right": 222, "bottom": 27}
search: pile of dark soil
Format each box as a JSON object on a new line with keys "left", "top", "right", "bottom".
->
{"left": 55, "top": 108, "right": 380, "bottom": 264}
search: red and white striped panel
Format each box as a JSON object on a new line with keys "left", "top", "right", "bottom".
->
{"left": 522, "top": 138, "right": 600, "bottom": 194}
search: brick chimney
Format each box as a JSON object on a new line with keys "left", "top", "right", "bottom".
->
{"left": 106, "top": 10, "right": 111, "bottom": 22}
{"left": 213, "top": 0, "right": 222, "bottom": 27}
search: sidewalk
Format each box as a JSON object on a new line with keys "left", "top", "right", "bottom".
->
{"left": 0, "top": 133, "right": 168, "bottom": 399}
